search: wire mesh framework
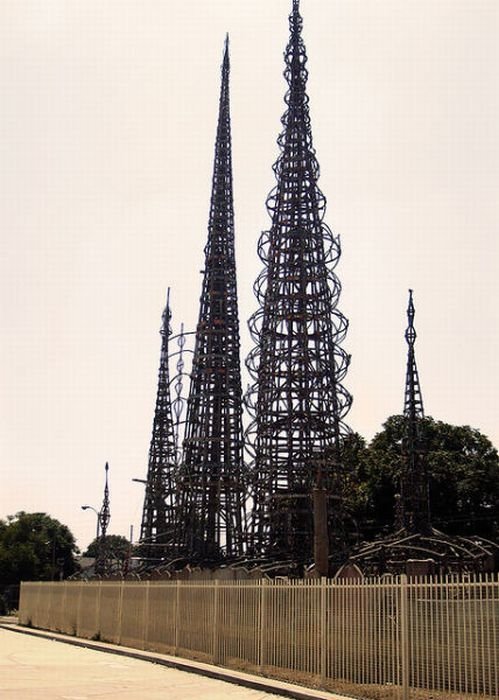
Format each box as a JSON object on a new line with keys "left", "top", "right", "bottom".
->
{"left": 400, "top": 289, "right": 431, "bottom": 534}
{"left": 138, "top": 291, "right": 179, "bottom": 562}
{"left": 246, "top": 0, "right": 352, "bottom": 567}
{"left": 176, "top": 38, "right": 246, "bottom": 564}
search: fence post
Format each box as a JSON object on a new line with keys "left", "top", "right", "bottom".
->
{"left": 259, "top": 579, "right": 267, "bottom": 674}
{"left": 174, "top": 580, "right": 180, "bottom": 655}
{"left": 143, "top": 580, "right": 150, "bottom": 650}
{"left": 95, "top": 581, "right": 102, "bottom": 639}
{"left": 116, "top": 580, "right": 124, "bottom": 645}
{"left": 400, "top": 574, "right": 409, "bottom": 700}
{"left": 320, "top": 577, "right": 327, "bottom": 686}
{"left": 76, "top": 583, "right": 83, "bottom": 637}
{"left": 212, "top": 580, "right": 220, "bottom": 664}
{"left": 60, "top": 582, "right": 68, "bottom": 633}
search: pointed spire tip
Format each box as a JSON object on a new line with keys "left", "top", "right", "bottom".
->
{"left": 222, "top": 33, "right": 230, "bottom": 71}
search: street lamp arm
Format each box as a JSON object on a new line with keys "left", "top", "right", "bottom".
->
{"left": 81, "top": 505, "right": 101, "bottom": 540}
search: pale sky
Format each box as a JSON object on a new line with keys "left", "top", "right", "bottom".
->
{"left": 1, "top": 0, "right": 498, "bottom": 551}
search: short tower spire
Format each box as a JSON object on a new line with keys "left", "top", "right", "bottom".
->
{"left": 138, "top": 289, "right": 180, "bottom": 563}
{"left": 95, "top": 461, "right": 111, "bottom": 576}
{"left": 400, "top": 289, "right": 431, "bottom": 534}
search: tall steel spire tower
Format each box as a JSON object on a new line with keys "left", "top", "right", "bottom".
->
{"left": 100, "top": 461, "right": 110, "bottom": 539}
{"left": 345, "top": 289, "right": 497, "bottom": 575}
{"left": 95, "top": 461, "right": 111, "bottom": 575}
{"left": 138, "top": 290, "right": 179, "bottom": 562}
{"left": 246, "top": 0, "right": 352, "bottom": 567}
{"left": 400, "top": 289, "right": 431, "bottom": 534}
{"left": 177, "top": 37, "right": 246, "bottom": 564}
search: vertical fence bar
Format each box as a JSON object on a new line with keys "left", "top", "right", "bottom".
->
{"left": 452, "top": 574, "right": 459, "bottom": 694}
{"left": 473, "top": 575, "right": 480, "bottom": 696}
{"left": 76, "top": 582, "right": 83, "bottom": 637}
{"left": 455, "top": 575, "right": 463, "bottom": 696}
{"left": 399, "top": 575, "right": 409, "bottom": 700}
{"left": 142, "top": 580, "right": 150, "bottom": 650}
{"left": 448, "top": 579, "right": 453, "bottom": 691}
{"left": 411, "top": 577, "right": 417, "bottom": 691}
{"left": 174, "top": 580, "right": 180, "bottom": 654}
{"left": 320, "top": 577, "right": 326, "bottom": 686}
{"left": 341, "top": 579, "right": 346, "bottom": 682}
{"left": 492, "top": 573, "right": 498, "bottom": 698}
{"left": 478, "top": 573, "right": 485, "bottom": 697}
{"left": 212, "top": 580, "right": 220, "bottom": 664}
{"left": 116, "top": 580, "right": 124, "bottom": 645}
{"left": 259, "top": 579, "right": 267, "bottom": 673}
{"left": 95, "top": 581, "right": 102, "bottom": 638}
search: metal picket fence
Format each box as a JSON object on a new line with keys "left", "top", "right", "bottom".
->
{"left": 19, "top": 574, "right": 498, "bottom": 699}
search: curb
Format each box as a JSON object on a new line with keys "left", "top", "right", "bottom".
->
{"left": 0, "top": 623, "right": 351, "bottom": 700}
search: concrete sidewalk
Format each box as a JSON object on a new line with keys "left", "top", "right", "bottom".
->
{"left": 0, "top": 621, "right": 350, "bottom": 700}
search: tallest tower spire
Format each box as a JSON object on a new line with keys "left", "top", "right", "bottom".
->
{"left": 177, "top": 38, "right": 246, "bottom": 564}
{"left": 246, "top": 1, "right": 352, "bottom": 567}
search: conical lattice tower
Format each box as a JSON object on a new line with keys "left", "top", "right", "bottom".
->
{"left": 138, "top": 290, "right": 180, "bottom": 562}
{"left": 177, "top": 38, "right": 246, "bottom": 564}
{"left": 245, "top": 0, "right": 352, "bottom": 567}
{"left": 345, "top": 291, "right": 496, "bottom": 575}
{"left": 400, "top": 289, "right": 431, "bottom": 534}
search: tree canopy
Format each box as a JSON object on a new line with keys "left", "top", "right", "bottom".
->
{"left": 0, "top": 512, "right": 79, "bottom": 585}
{"left": 357, "top": 415, "right": 499, "bottom": 541}
{"left": 83, "top": 534, "right": 131, "bottom": 566}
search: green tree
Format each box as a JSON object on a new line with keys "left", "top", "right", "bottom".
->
{"left": 337, "top": 432, "right": 371, "bottom": 543}
{"left": 362, "top": 416, "right": 499, "bottom": 540}
{"left": 0, "top": 512, "right": 79, "bottom": 585}
{"left": 83, "top": 534, "right": 131, "bottom": 567}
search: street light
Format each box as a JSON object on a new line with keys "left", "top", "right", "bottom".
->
{"left": 81, "top": 505, "right": 100, "bottom": 540}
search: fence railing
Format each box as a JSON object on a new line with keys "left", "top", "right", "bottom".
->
{"left": 19, "top": 574, "right": 499, "bottom": 700}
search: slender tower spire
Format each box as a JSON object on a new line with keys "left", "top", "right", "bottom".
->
{"left": 246, "top": 1, "right": 352, "bottom": 566}
{"left": 100, "top": 461, "right": 110, "bottom": 538}
{"left": 95, "top": 461, "right": 111, "bottom": 575}
{"left": 138, "top": 290, "right": 179, "bottom": 562}
{"left": 400, "top": 289, "right": 431, "bottom": 534}
{"left": 177, "top": 37, "right": 246, "bottom": 564}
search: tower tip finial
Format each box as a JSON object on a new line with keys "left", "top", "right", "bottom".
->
{"left": 406, "top": 289, "right": 416, "bottom": 345}
{"left": 407, "top": 288, "right": 416, "bottom": 321}
{"left": 222, "top": 33, "right": 230, "bottom": 71}
{"left": 161, "top": 287, "right": 172, "bottom": 336}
